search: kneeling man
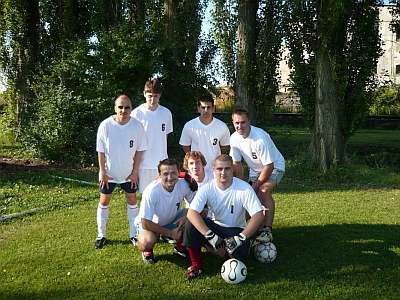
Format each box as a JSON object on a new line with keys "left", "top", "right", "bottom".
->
{"left": 183, "top": 154, "right": 264, "bottom": 280}
{"left": 136, "top": 159, "right": 195, "bottom": 264}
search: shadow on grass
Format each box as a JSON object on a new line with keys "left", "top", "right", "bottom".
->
{"left": 225, "top": 224, "right": 399, "bottom": 283}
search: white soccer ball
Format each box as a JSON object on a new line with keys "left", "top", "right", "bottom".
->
{"left": 220, "top": 258, "right": 247, "bottom": 284}
{"left": 253, "top": 242, "right": 277, "bottom": 263}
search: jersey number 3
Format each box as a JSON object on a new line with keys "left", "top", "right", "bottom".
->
{"left": 212, "top": 138, "right": 218, "bottom": 145}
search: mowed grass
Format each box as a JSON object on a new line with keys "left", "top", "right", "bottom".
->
{"left": 0, "top": 127, "right": 399, "bottom": 299}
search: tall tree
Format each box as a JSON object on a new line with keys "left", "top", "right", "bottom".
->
{"left": 0, "top": 0, "right": 40, "bottom": 135}
{"left": 236, "top": 0, "right": 259, "bottom": 119}
{"left": 282, "top": 0, "right": 382, "bottom": 172}
{"left": 211, "top": 0, "right": 282, "bottom": 121}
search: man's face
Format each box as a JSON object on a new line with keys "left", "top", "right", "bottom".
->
{"left": 213, "top": 160, "right": 233, "bottom": 187}
{"left": 114, "top": 97, "right": 132, "bottom": 122}
{"left": 159, "top": 164, "right": 179, "bottom": 192}
{"left": 143, "top": 91, "right": 161, "bottom": 111}
{"left": 187, "top": 158, "right": 204, "bottom": 177}
{"left": 197, "top": 101, "right": 214, "bottom": 119}
{"left": 232, "top": 113, "right": 251, "bottom": 138}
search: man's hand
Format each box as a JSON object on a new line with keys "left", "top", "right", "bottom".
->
{"left": 99, "top": 171, "right": 113, "bottom": 189}
{"left": 204, "top": 230, "right": 225, "bottom": 249}
{"left": 126, "top": 170, "right": 138, "bottom": 189}
{"left": 225, "top": 233, "right": 246, "bottom": 255}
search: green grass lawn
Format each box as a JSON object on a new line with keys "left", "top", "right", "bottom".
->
{"left": 1, "top": 127, "right": 399, "bottom": 299}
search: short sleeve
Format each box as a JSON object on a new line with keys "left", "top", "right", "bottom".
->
{"left": 179, "top": 123, "right": 191, "bottom": 146}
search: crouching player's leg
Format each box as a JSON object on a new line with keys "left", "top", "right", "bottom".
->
{"left": 254, "top": 170, "right": 284, "bottom": 244}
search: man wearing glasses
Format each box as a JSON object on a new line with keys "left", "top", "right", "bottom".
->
{"left": 95, "top": 94, "right": 148, "bottom": 249}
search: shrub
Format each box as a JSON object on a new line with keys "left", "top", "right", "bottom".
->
{"left": 370, "top": 85, "right": 400, "bottom": 116}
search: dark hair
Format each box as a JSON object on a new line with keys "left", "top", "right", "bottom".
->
{"left": 183, "top": 151, "right": 207, "bottom": 170}
{"left": 197, "top": 93, "right": 214, "bottom": 107}
{"left": 144, "top": 78, "right": 162, "bottom": 94}
{"left": 157, "top": 158, "right": 179, "bottom": 174}
{"left": 231, "top": 107, "right": 249, "bottom": 119}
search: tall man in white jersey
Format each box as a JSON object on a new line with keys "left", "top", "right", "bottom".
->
{"left": 179, "top": 94, "right": 230, "bottom": 172}
{"left": 135, "top": 159, "right": 195, "bottom": 264}
{"left": 131, "top": 79, "right": 173, "bottom": 192}
{"left": 95, "top": 95, "right": 147, "bottom": 249}
{"left": 230, "top": 108, "right": 285, "bottom": 243}
{"left": 182, "top": 154, "right": 264, "bottom": 280}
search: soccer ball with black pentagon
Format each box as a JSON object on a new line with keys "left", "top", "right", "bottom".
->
{"left": 220, "top": 258, "right": 247, "bottom": 284}
{"left": 253, "top": 242, "right": 277, "bottom": 263}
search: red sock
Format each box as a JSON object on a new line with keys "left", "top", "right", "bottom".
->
{"left": 175, "top": 242, "right": 185, "bottom": 251}
{"left": 187, "top": 247, "right": 203, "bottom": 268}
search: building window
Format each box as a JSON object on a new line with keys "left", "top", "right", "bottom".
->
{"left": 396, "top": 65, "right": 400, "bottom": 75}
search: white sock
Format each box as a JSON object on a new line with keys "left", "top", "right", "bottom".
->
{"left": 97, "top": 204, "right": 109, "bottom": 239}
{"left": 127, "top": 204, "right": 139, "bottom": 238}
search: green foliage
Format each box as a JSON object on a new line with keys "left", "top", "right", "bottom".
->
{"left": 211, "top": 0, "right": 283, "bottom": 121}
{"left": 21, "top": 82, "right": 100, "bottom": 164}
{"left": 371, "top": 85, "right": 400, "bottom": 115}
{"left": 255, "top": 0, "right": 283, "bottom": 121}
{"left": 282, "top": 0, "right": 382, "bottom": 141}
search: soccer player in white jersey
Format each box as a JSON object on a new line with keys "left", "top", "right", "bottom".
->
{"left": 131, "top": 79, "right": 173, "bottom": 193}
{"left": 135, "top": 159, "right": 195, "bottom": 264}
{"left": 182, "top": 154, "right": 264, "bottom": 280}
{"left": 95, "top": 95, "right": 147, "bottom": 249}
{"left": 183, "top": 151, "right": 213, "bottom": 188}
{"left": 230, "top": 108, "right": 285, "bottom": 244}
{"left": 179, "top": 94, "right": 230, "bottom": 171}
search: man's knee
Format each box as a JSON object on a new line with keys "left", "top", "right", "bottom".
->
{"left": 137, "top": 231, "right": 157, "bottom": 251}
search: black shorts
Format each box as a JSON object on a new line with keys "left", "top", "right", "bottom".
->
{"left": 183, "top": 217, "right": 251, "bottom": 261}
{"left": 99, "top": 181, "right": 137, "bottom": 195}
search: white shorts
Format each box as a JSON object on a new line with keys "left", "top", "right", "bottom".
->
{"left": 249, "top": 169, "right": 284, "bottom": 185}
{"left": 138, "top": 169, "right": 159, "bottom": 193}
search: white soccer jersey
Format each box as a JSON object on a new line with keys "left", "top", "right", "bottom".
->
{"left": 139, "top": 179, "right": 195, "bottom": 226}
{"left": 131, "top": 104, "right": 173, "bottom": 169}
{"left": 189, "top": 177, "right": 262, "bottom": 228}
{"left": 179, "top": 117, "right": 230, "bottom": 170}
{"left": 196, "top": 168, "right": 213, "bottom": 188}
{"left": 230, "top": 126, "right": 285, "bottom": 178}
{"left": 96, "top": 116, "right": 147, "bottom": 183}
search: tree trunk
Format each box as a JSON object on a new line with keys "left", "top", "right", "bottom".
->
{"left": 312, "top": 36, "right": 345, "bottom": 173}
{"left": 236, "top": 0, "right": 258, "bottom": 120}
{"left": 127, "top": 0, "right": 145, "bottom": 25}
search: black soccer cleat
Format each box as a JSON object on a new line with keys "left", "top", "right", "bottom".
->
{"left": 95, "top": 237, "right": 106, "bottom": 249}
{"left": 130, "top": 236, "right": 138, "bottom": 247}
{"left": 172, "top": 246, "right": 188, "bottom": 259}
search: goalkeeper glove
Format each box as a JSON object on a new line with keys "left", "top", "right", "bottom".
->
{"left": 204, "top": 230, "right": 225, "bottom": 249}
{"left": 225, "top": 233, "right": 246, "bottom": 255}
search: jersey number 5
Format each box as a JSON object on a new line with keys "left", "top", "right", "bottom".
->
{"left": 252, "top": 152, "right": 257, "bottom": 159}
